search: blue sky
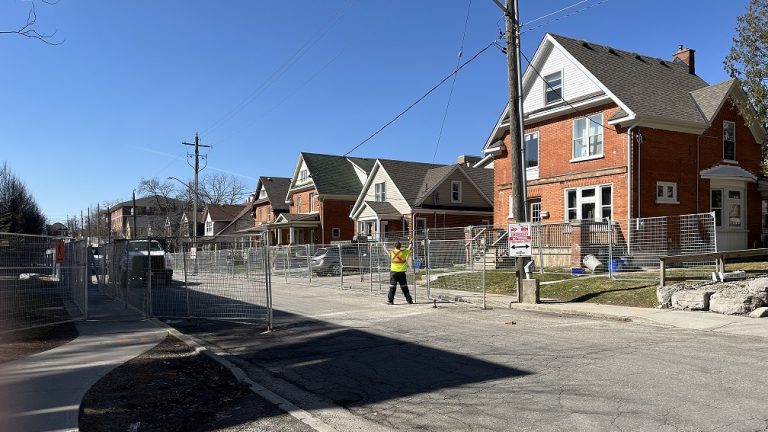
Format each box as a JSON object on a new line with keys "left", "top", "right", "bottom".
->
{"left": 0, "top": 0, "right": 751, "bottom": 222}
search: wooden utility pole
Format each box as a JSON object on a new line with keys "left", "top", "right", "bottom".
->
{"left": 495, "top": 0, "right": 527, "bottom": 302}
{"left": 182, "top": 133, "right": 211, "bottom": 266}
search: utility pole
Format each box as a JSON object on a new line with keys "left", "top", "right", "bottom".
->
{"left": 182, "top": 133, "right": 211, "bottom": 267}
{"left": 494, "top": 0, "right": 527, "bottom": 303}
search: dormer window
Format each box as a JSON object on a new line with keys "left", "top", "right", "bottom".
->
{"left": 544, "top": 71, "right": 562, "bottom": 104}
{"left": 723, "top": 121, "right": 736, "bottom": 161}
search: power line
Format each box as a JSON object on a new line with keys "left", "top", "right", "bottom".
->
{"left": 521, "top": 0, "right": 610, "bottom": 35}
{"left": 343, "top": 40, "right": 496, "bottom": 157}
{"left": 522, "top": 0, "right": 590, "bottom": 26}
{"left": 432, "top": 0, "right": 473, "bottom": 163}
{"left": 201, "top": 1, "right": 353, "bottom": 138}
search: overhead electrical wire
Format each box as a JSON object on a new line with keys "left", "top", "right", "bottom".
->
{"left": 431, "top": 0, "right": 473, "bottom": 163}
{"left": 201, "top": 1, "right": 353, "bottom": 139}
{"left": 343, "top": 39, "right": 497, "bottom": 157}
{"left": 520, "top": 0, "right": 611, "bottom": 35}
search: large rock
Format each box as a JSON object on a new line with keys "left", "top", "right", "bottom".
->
{"left": 657, "top": 283, "right": 686, "bottom": 308}
{"left": 749, "top": 307, "right": 768, "bottom": 318}
{"left": 709, "top": 284, "right": 767, "bottom": 315}
{"left": 671, "top": 290, "right": 714, "bottom": 311}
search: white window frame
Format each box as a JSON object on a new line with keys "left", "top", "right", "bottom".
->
{"left": 543, "top": 70, "right": 563, "bottom": 105}
{"left": 374, "top": 182, "right": 386, "bottom": 202}
{"left": 299, "top": 169, "right": 309, "bottom": 183}
{"left": 332, "top": 227, "right": 341, "bottom": 239}
{"left": 309, "top": 192, "right": 316, "bottom": 212}
{"left": 571, "top": 113, "right": 604, "bottom": 161}
{"left": 297, "top": 196, "right": 302, "bottom": 213}
{"left": 656, "top": 181, "right": 678, "bottom": 204}
{"left": 525, "top": 131, "right": 539, "bottom": 169}
{"left": 205, "top": 220, "right": 213, "bottom": 235}
{"left": 723, "top": 120, "right": 736, "bottom": 161}
{"left": 530, "top": 201, "right": 542, "bottom": 223}
{"left": 451, "top": 181, "right": 462, "bottom": 203}
{"left": 564, "top": 184, "right": 613, "bottom": 221}
{"left": 508, "top": 195, "right": 515, "bottom": 218}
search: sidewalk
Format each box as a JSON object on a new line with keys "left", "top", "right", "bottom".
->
{"left": 0, "top": 287, "right": 166, "bottom": 432}
{"left": 478, "top": 292, "right": 768, "bottom": 339}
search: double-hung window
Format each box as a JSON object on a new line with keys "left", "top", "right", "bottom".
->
{"left": 565, "top": 185, "right": 612, "bottom": 221}
{"left": 544, "top": 71, "right": 562, "bottom": 104}
{"left": 297, "top": 196, "right": 302, "bottom": 213}
{"left": 451, "top": 181, "right": 462, "bottom": 203}
{"left": 309, "top": 192, "right": 316, "bottom": 211}
{"left": 572, "top": 113, "right": 603, "bottom": 159}
{"left": 374, "top": 182, "right": 386, "bottom": 202}
{"left": 299, "top": 169, "right": 309, "bottom": 183}
{"left": 723, "top": 121, "right": 736, "bottom": 161}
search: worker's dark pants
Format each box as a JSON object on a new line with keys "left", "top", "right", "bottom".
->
{"left": 388, "top": 271, "right": 413, "bottom": 303}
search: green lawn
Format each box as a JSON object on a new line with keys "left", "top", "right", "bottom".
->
{"left": 430, "top": 270, "right": 658, "bottom": 308}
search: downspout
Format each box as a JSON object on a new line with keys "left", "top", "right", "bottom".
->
{"left": 696, "top": 135, "right": 701, "bottom": 213}
{"left": 627, "top": 124, "right": 637, "bottom": 255}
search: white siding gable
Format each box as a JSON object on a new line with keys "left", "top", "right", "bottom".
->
{"left": 522, "top": 44, "right": 603, "bottom": 114}
{"left": 358, "top": 204, "right": 378, "bottom": 220}
{"left": 364, "top": 167, "right": 409, "bottom": 214}
{"left": 295, "top": 159, "right": 312, "bottom": 187}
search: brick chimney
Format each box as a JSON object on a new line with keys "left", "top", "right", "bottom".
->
{"left": 456, "top": 155, "right": 481, "bottom": 167}
{"left": 673, "top": 45, "right": 695, "bottom": 74}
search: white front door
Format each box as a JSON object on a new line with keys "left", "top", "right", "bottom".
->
{"left": 711, "top": 182, "right": 748, "bottom": 250}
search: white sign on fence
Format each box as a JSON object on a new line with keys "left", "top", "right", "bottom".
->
{"left": 508, "top": 223, "right": 532, "bottom": 257}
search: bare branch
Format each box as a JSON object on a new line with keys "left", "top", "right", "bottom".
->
{"left": 0, "top": 1, "right": 64, "bottom": 46}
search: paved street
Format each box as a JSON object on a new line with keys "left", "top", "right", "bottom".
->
{"left": 169, "top": 283, "right": 768, "bottom": 432}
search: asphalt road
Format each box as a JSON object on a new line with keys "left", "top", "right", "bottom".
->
{"left": 165, "top": 282, "right": 768, "bottom": 432}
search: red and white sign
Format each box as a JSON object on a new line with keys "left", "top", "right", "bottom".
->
{"left": 508, "top": 223, "right": 532, "bottom": 257}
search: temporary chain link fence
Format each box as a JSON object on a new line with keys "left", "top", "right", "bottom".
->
{"left": 0, "top": 233, "right": 87, "bottom": 333}
{"left": 100, "top": 235, "right": 272, "bottom": 327}
{"left": 528, "top": 213, "right": 717, "bottom": 280}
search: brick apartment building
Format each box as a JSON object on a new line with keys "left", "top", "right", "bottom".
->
{"left": 479, "top": 33, "right": 767, "bottom": 251}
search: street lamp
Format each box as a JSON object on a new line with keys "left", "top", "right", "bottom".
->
{"left": 168, "top": 176, "right": 198, "bottom": 272}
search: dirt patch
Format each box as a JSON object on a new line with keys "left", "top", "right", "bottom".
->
{"left": 0, "top": 321, "right": 79, "bottom": 364}
{"left": 79, "top": 334, "right": 314, "bottom": 432}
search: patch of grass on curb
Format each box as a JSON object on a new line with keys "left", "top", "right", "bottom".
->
{"left": 432, "top": 270, "right": 658, "bottom": 308}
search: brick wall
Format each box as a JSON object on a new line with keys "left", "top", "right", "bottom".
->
{"left": 319, "top": 199, "right": 355, "bottom": 243}
{"left": 288, "top": 190, "right": 318, "bottom": 214}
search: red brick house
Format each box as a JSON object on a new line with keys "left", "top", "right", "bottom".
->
{"left": 250, "top": 176, "right": 291, "bottom": 244}
{"left": 269, "top": 152, "right": 375, "bottom": 244}
{"left": 349, "top": 158, "right": 493, "bottom": 240}
{"left": 480, "top": 33, "right": 767, "bottom": 251}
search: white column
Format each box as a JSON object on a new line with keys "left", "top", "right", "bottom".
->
{"left": 289, "top": 227, "right": 295, "bottom": 244}
{"left": 277, "top": 228, "right": 282, "bottom": 245}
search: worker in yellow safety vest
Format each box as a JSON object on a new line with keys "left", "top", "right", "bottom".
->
{"left": 387, "top": 240, "right": 414, "bottom": 304}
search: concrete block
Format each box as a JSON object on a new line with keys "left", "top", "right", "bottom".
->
{"left": 749, "top": 307, "right": 768, "bottom": 318}
{"left": 521, "top": 278, "right": 540, "bottom": 304}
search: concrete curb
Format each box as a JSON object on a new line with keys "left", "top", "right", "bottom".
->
{"left": 155, "top": 321, "right": 338, "bottom": 432}
{"left": 505, "top": 303, "right": 634, "bottom": 322}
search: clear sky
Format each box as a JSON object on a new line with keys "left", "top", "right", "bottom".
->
{"left": 0, "top": 0, "right": 751, "bottom": 223}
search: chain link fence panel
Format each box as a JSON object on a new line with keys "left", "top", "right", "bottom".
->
{"left": 0, "top": 233, "right": 86, "bottom": 333}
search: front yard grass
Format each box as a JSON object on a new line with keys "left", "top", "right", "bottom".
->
{"left": 430, "top": 270, "right": 658, "bottom": 308}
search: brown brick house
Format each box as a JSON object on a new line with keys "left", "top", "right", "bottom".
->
{"left": 269, "top": 152, "right": 375, "bottom": 244}
{"left": 480, "top": 33, "right": 767, "bottom": 251}
{"left": 250, "top": 176, "right": 291, "bottom": 244}
{"left": 349, "top": 158, "right": 494, "bottom": 240}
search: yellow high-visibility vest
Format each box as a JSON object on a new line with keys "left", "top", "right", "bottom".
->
{"left": 390, "top": 247, "right": 410, "bottom": 272}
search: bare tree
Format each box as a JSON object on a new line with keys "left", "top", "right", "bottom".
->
{"left": 0, "top": 1, "right": 63, "bottom": 45}
{"left": 136, "top": 177, "right": 188, "bottom": 237}
{"left": 198, "top": 173, "right": 248, "bottom": 205}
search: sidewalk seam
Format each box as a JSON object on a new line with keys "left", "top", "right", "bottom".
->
{"left": 156, "top": 321, "right": 337, "bottom": 432}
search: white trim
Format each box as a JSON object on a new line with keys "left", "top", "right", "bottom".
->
{"left": 349, "top": 161, "right": 414, "bottom": 219}
{"left": 543, "top": 69, "right": 564, "bottom": 106}
{"left": 526, "top": 94, "right": 612, "bottom": 124}
{"left": 569, "top": 154, "right": 604, "bottom": 163}
{"left": 572, "top": 112, "right": 604, "bottom": 160}
{"left": 564, "top": 183, "right": 614, "bottom": 221}
{"left": 655, "top": 181, "right": 678, "bottom": 204}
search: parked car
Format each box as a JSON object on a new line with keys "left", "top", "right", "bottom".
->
{"left": 311, "top": 244, "right": 371, "bottom": 276}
